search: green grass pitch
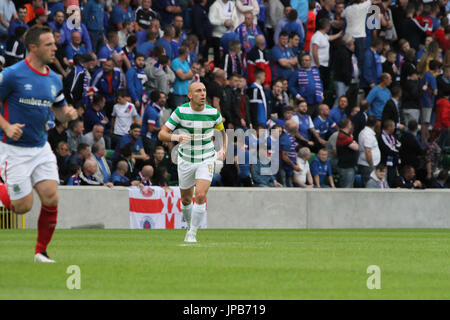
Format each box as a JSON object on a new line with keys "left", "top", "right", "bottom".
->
{"left": 0, "top": 229, "right": 449, "bottom": 299}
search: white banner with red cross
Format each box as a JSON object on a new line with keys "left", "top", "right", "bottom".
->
{"left": 128, "top": 186, "right": 207, "bottom": 229}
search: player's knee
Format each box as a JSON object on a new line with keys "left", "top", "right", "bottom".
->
{"left": 194, "top": 192, "right": 207, "bottom": 204}
{"left": 181, "top": 198, "right": 192, "bottom": 206}
{"left": 12, "top": 202, "right": 32, "bottom": 214}
{"left": 42, "top": 192, "right": 59, "bottom": 207}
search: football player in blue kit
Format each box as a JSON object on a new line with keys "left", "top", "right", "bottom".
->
{"left": 0, "top": 25, "right": 78, "bottom": 263}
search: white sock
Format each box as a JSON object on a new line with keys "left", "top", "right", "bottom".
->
{"left": 180, "top": 202, "right": 192, "bottom": 229}
{"left": 190, "top": 203, "right": 206, "bottom": 232}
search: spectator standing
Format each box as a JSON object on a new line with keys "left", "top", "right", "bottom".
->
{"left": 282, "top": 9, "right": 305, "bottom": 52}
{"left": 91, "top": 59, "right": 125, "bottom": 114}
{"left": 352, "top": 101, "right": 369, "bottom": 141}
{"left": 289, "top": 53, "right": 323, "bottom": 116}
{"left": 247, "top": 35, "right": 271, "bottom": 87}
{"left": 110, "top": 0, "right": 135, "bottom": 30}
{"left": 399, "top": 119, "right": 425, "bottom": 173}
{"left": 313, "top": 104, "right": 337, "bottom": 141}
{"left": 333, "top": 34, "right": 359, "bottom": 109}
{"left": 0, "top": 0, "right": 17, "bottom": 37}
{"left": 401, "top": 69, "right": 421, "bottom": 125}
{"left": 379, "top": 119, "right": 401, "bottom": 186}
{"left": 357, "top": 116, "right": 380, "bottom": 186}
{"left": 170, "top": 45, "right": 193, "bottom": 109}
{"left": 126, "top": 53, "right": 149, "bottom": 110}
{"left": 83, "top": 0, "right": 105, "bottom": 53}
{"left": 208, "top": 0, "right": 240, "bottom": 67}
{"left": 310, "top": 18, "right": 342, "bottom": 94}
{"left": 336, "top": 118, "right": 359, "bottom": 188}
{"left": 381, "top": 85, "right": 405, "bottom": 131}
{"left": 419, "top": 60, "right": 439, "bottom": 144}
{"left": 235, "top": 0, "right": 260, "bottom": 26}
{"left": 141, "top": 90, "right": 166, "bottom": 155}
{"left": 111, "top": 89, "right": 138, "bottom": 146}
{"left": 247, "top": 68, "right": 268, "bottom": 128}
{"left": 84, "top": 94, "right": 111, "bottom": 135}
{"left": 235, "top": 11, "right": 263, "bottom": 54}
{"left": 435, "top": 87, "right": 450, "bottom": 148}
{"left": 271, "top": 31, "right": 297, "bottom": 81}
{"left": 8, "top": 5, "right": 28, "bottom": 38}
{"left": 425, "top": 128, "right": 442, "bottom": 182}
{"left": 144, "top": 55, "right": 175, "bottom": 96}
{"left": 279, "top": 120, "right": 300, "bottom": 187}
{"left": 222, "top": 40, "right": 244, "bottom": 79}
{"left": 135, "top": 0, "right": 160, "bottom": 30}
{"left": 360, "top": 38, "right": 384, "bottom": 94}
{"left": 266, "top": 78, "right": 287, "bottom": 120}
{"left": 192, "top": 0, "right": 212, "bottom": 60}
{"left": 98, "top": 31, "right": 131, "bottom": 70}
{"left": 154, "top": 0, "right": 182, "bottom": 27}
{"left": 366, "top": 73, "right": 392, "bottom": 122}
{"left": 329, "top": 96, "right": 348, "bottom": 127}
{"left": 311, "top": 148, "right": 336, "bottom": 188}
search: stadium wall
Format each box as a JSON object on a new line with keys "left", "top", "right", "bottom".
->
{"left": 25, "top": 187, "right": 450, "bottom": 229}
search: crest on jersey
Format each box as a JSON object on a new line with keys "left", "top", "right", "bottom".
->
{"left": 51, "top": 85, "right": 57, "bottom": 97}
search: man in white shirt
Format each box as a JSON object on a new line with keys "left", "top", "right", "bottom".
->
{"left": 342, "top": 0, "right": 381, "bottom": 67}
{"left": 294, "top": 147, "right": 314, "bottom": 188}
{"left": 357, "top": 115, "right": 381, "bottom": 186}
{"left": 111, "top": 89, "right": 138, "bottom": 147}
{"left": 310, "top": 18, "right": 342, "bottom": 93}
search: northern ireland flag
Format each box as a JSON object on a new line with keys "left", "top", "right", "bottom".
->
{"left": 128, "top": 186, "right": 207, "bottom": 229}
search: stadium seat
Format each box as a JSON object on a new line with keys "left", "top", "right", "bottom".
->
{"left": 309, "top": 152, "right": 316, "bottom": 165}
{"left": 105, "top": 149, "right": 114, "bottom": 161}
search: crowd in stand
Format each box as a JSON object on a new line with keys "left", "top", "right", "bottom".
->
{"left": 1, "top": 0, "right": 450, "bottom": 189}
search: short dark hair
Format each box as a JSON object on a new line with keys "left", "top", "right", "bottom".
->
{"left": 77, "top": 143, "right": 90, "bottom": 154}
{"left": 127, "top": 35, "right": 137, "bottom": 47}
{"left": 116, "top": 88, "right": 128, "bottom": 98}
{"left": 317, "top": 18, "right": 330, "bottom": 30}
{"left": 383, "top": 119, "right": 395, "bottom": 130}
{"left": 287, "top": 9, "right": 298, "bottom": 21}
{"left": 366, "top": 116, "right": 378, "bottom": 128}
{"left": 437, "top": 169, "right": 449, "bottom": 181}
{"left": 391, "top": 86, "right": 402, "bottom": 98}
{"left": 93, "top": 94, "right": 105, "bottom": 105}
{"left": 429, "top": 59, "right": 441, "bottom": 71}
{"left": 254, "top": 67, "right": 265, "bottom": 79}
{"left": 150, "top": 89, "right": 161, "bottom": 103}
{"left": 407, "top": 119, "right": 418, "bottom": 131}
{"left": 279, "top": 31, "right": 289, "bottom": 38}
{"left": 338, "top": 118, "right": 351, "bottom": 129}
{"left": 135, "top": 53, "right": 145, "bottom": 61}
{"left": 130, "top": 123, "right": 141, "bottom": 131}
{"left": 24, "top": 25, "right": 53, "bottom": 50}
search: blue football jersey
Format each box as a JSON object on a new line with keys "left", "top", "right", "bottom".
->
{"left": 0, "top": 59, "right": 66, "bottom": 147}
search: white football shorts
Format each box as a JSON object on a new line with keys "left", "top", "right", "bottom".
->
{"left": 0, "top": 142, "right": 59, "bottom": 200}
{"left": 177, "top": 156, "right": 215, "bottom": 190}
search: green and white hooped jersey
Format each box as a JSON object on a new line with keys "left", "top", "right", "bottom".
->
{"left": 165, "top": 103, "right": 224, "bottom": 163}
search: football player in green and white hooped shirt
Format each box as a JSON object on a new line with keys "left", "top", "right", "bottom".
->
{"left": 158, "top": 82, "right": 227, "bottom": 243}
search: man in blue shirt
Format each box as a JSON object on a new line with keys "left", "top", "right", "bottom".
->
{"left": 329, "top": 96, "right": 348, "bottom": 126}
{"left": 170, "top": 45, "right": 193, "bottom": 108}
{"left": 8, "top": 5, "right": 28, "bottom": 38}
{"left": 141, "top": 90, "right": 166, "bottom": 155}
{"left": 419, "top": 60, "right": 439, "bottom": 144}
{"left": 155, "top": 25, "right": 175, "bottom": 60}
{"left": 154, "top": 0, "right": 182, "bottom": 26}
{"left": 310, "top": 148, "right": 336, "bottom": 188}
{"left": 235, "top": 12, "right": 263, "bottom": 54}
{"left": 91, "top": 58, "right": 124, "bottom": 106}
{"left": 110, "top": 0, "right": 135, "bottom": 30}
{"left": 313, "top": 104, "right": 337, "bottom": 140}
{"left": 113, "top": 123, "right": 150, "bottom": 163}
{"left": 125, "top": 53, "right": 148, "bottom": 110}
{"left": 98, "top": 31, "right": 131, "bottom": 70}
{"left": 279, "top": 120, "right": 301, "bottom": 187}
{"left": 289, "top": 53, "right": 323, "bottom": 115}
{"left": 0, "top": 25, "right": 78, "bottom": 263}
{"left": 366, "top": 73, "right": 392, "bottom": 121}
{"left": 64, "top": 32, "right": 88, "bottom": 66}
{"left": 111, "top": 160, "right": 139, "bottom": 186}
{"left": 361, "top": 38, "right": 384, "bottom": 94}
{"left": 271, "top": 31, "right": 297, "bottom": 80}
{"left": 82, "top": 0, "right": 105, "bottom": 53}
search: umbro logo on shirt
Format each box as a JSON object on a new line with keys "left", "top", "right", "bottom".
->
{"left": 24, "top": 84, "right": 33, "bottom": 91}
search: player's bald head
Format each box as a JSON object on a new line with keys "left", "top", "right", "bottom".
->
{"left": 188, "top": 82, "right": 205, "bottom": 94}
